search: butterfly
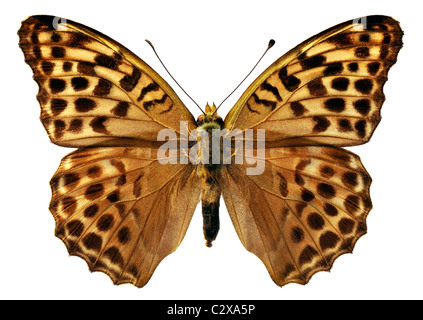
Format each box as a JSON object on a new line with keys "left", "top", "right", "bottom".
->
{"left": 18, "top": 15, "right": 402, "bottom": 287}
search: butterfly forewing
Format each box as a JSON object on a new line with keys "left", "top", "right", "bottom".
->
{"left": 18, "top": 15, "right": 196, "bottom": 147}
{"left": 225, "top": 16, "right": 403, "bottom": 147}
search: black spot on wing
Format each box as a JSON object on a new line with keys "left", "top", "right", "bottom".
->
{"left": 354, "top": 99, "right": 371, "bottom": 115}
{"left": 300, "top": 54, "right": 326, "bottom": 70}
{"left": 71, "top": 77, "right": 89, "bottom": 91}
{"left": 312, "top": 116, "right": 330, "bottom": 133}
{"left": 95, "top": 54, "right": 120, "bottom": 70}
{"left": 143, "top": 94, "right": 169, "bottom": 111}
{"left": 279, "top": 67, "right": 301, "bottom": 92}
{"left": 138, "top": 82, "right": 159, "bottom": 102}
{"left": 355, "top": 79, "right": 373, "bottom": 94}
{"left": 367, "top": 62, "right": 380, "bottom": 75}
{"left": 252, "top": 93, "right": 277, "bottom": 110}
{"left": 120, "top": 67, "right": 141, "bottom": 92}
{"left": 307, "top": 79, "right": 327, "bottom": 96}
{"left": 324, "top": 98, "right": 345, "bottom": 112}
{"left": 260, "top": 81, "right": 282, "bottom": 101}
{"left": 49, "top": 78, "right": 66, "bottom": 93}
{"left": 90, "top": 116, "right": 108, "bottom": 133}
{"left": 324, "top": 62, "right": 343, "bottom": 76}
{"left": 290, "top": 101, "right": 307, "bottom": 117}
{"left": 331, "top": 77, "right": 349, "bottom": 91}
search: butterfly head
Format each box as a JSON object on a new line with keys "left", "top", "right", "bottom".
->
{"left": 196, "top": 103, "right": 224, "bottom": 128}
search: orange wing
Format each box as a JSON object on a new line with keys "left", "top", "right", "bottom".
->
{"left": 221, "top": 146, "right": 371, "bottom": 285}
{"left": 19, "top": 15, "right": 196, "bottom": 147}
{"left": 224, "top": 16, "right": 403, "bottom": 147}
{"left": 50, "top": 146, "right": 201, "bottom": 287}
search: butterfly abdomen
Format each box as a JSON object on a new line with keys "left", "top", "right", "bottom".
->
{"left": 197, "top": 104, "right": 224, "bottom": 247}
{"left": 198, "top": 128, "right": 222, "bottom": 247}
{"left": 201, "top": 171, "right": 221, "bottom": 247}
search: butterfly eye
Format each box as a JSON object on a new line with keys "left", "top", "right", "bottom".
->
{"left": 196, "top": 114, "right": 205, "bottom": 126}
{"left": 214, "top": 116, "right": 224, "bottom": 128}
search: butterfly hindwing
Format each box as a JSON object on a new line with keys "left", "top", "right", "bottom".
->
{"left": 221, "top": 146, "right": 371, "bottom": 285}
{"left": 50, "top": 146, "right": 201, "bottom": 287}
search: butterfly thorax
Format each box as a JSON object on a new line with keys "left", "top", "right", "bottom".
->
{"left": 196, "top": 103, "right": 224, "bottom": 247}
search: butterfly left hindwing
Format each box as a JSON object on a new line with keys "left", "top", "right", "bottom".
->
{"left": 50, "top": 146, "right": 200, "bottom": 287}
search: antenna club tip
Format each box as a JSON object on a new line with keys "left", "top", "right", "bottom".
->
{"left": 268, "top": 39, "right": 276, "bottom": 48}
{"left": 145, "top": 39, "right": 154, "bottom": 47}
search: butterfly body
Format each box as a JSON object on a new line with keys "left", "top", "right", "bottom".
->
{"left": 196, "top": 104, "right": 224, "bottom": 247}
{"left": 18, "top": 15, "right": 402, "bottom": 287}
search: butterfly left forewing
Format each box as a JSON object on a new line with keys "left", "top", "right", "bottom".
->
{"left": 19, "top": 15, "right": 196, "bottom": 147}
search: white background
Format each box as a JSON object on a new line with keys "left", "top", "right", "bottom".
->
{"left": 1, "top": 0, "right": 421, "bottom": 300}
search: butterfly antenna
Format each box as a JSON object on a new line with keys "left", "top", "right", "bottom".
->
{"left": 213, "top": 39, "right": 275, "bottom": 115}
{"left": 145, "top": 40, "right": 205, "bottom": 114}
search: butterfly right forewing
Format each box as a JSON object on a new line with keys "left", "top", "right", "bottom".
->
{"left": 225, "top": 15, "right": 403, "bottom": 147}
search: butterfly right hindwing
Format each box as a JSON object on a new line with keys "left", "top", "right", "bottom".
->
{"left": 221, "top": 146, "right": 371, "bottom": 285}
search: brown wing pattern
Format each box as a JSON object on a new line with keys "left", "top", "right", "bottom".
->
{"left": 225, "top": 16, "right": 403, "bottom": 147}
{"left": 50, "top": 146, "right": 201, "bottom": 287}
{"left": 18, "top": 15, "right": 196, "bottom": 147}
{"left": 221, "top": 146, "right": 371, "bottom": 285}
